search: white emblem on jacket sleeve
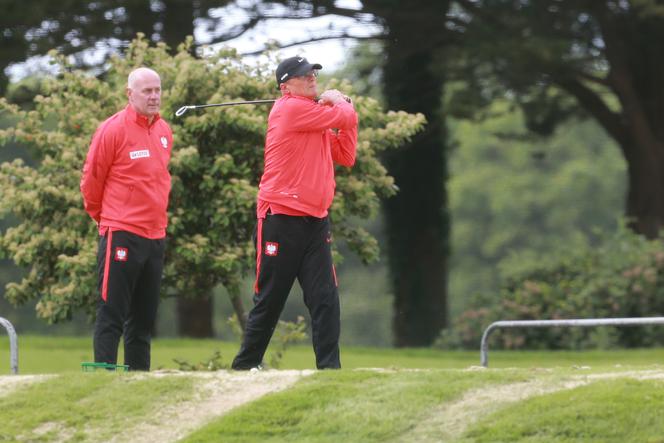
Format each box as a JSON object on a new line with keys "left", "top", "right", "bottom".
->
{"left": 160, "top": 136, "right": 168, "bottom": 149}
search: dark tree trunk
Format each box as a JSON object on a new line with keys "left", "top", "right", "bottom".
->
{"left": 623, "top": 139, "right": 664, "bottom": 239}
{"left": 159, "top": 1, "right": 215, "bottom": 339}
{"left": 161, "top": 1, "right": 195, "bottom": 52}
{"left": 558, "top": 71, "right": 664, "bottom": 240}
{"left": 227, "top": 284, "right": 247, "bottom": 332}
{"left": 607, "top": 14, "right": 664, "bottom": 240}
{"left": 176, "top": 294, "right": 214, "bottom": 337}
{"left": 366, "top": 0, "right": 452, "bottom": 346}
{"left": 572, "top": 6, "right": 664, "bottom": 240}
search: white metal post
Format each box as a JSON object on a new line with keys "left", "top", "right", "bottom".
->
{"left": 0, "top": 317, "right": 18, "bottom": 374}
{"left": 480, "top": 317, "right": 664, "bottom": 367}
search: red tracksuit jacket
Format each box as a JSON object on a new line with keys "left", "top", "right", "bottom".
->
{"left": 80, "top": 105, "right": 173, "bottom": 239}
{"left": 257, "top": 94, "right": 358, "bottom": 218}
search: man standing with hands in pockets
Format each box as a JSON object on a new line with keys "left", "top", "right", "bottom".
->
{"left": 232, "top": 56, "right": 358, "bottom": 370}
{"left": 81, "top": 67, "right": 172, "bottom": 371}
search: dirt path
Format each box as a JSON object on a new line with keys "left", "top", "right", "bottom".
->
{"left": 5, "top": 367, "right": 664, "bottom": 442}
{"left": 0, "top": 369, "right": 312, "bottom": 443}
{"left": 111, "top": 369, "right": 314, "bottom": 443}
{"left": 406, "top": 368, "right": 664, "bottom": 442}
{"left": 0, "top": 374, "right": 53, "bottom": 397}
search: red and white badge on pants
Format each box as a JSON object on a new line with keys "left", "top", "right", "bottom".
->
{"left": 114, "top": 247, "right": 128, "bottom": 262}
{"left": 265, "top": 242, "right": 279, "bottom": 256}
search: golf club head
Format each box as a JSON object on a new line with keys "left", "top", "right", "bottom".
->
{"left": 175, "top": 106, "right": 191, "bottom": 117}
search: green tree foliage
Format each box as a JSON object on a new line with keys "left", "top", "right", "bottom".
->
{"left": 0, "top": 0, "right": 240, "bottom": 94}
{"left": 333, "top": 42, "right": 386, "bottom": 104}
{"left": 6, "top": 0, "right": 664, "bottom": 347}
{"left": 438, "top": 100, "right": 637, "bottom": 349}
{"left": 0, "top": 35, "right": 425, "bottom": 324}
{"left": 447, "top": 100, "right": 626, "bottom": 316}
{"left": 2, "top": 0, "right": 450, "bottom": 346}
{"left": 454, "top": 0, "right": 664, "bottom": 238}
{"left": 440, "top": 224, "right": 664, "bottom": 350}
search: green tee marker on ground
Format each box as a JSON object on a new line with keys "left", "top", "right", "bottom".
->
{"left": 81, "top": 362, "right": 129, "bottom": 372}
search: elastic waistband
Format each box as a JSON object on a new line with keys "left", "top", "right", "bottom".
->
{"left": 266, "top": 212, "right": 327, "bottom": 223}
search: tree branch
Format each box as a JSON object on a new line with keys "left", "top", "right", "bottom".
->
{"left": 593, "top": 4, "right": 664, "bottom": 160}
{"left": 200, "top": 2, "right": 380, "bottom": 48}
{"left": 555, "top": 76, "right": 628, "bottom": 147}
{"left": 575, "top": 70, "right": 611, "bottom": 88}
{"left": 240, "top": 33, "right": 387, "bottom": 56}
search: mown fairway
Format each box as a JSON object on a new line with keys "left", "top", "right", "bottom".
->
{"left": 5, "top": 335, "right": 664, "bottom": 374}
{"left": 2, "top": 336, "right": 664, "bottom": 442}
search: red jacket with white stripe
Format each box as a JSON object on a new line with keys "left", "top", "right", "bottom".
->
{"left": 257, "top": 94, "right": 358, "bottom": 218}
{"left": 80, "top": 105, "right": 173, "bottom": 239}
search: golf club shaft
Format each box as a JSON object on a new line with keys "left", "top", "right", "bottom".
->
{"left": 175, "top": 99, "right": 276, "bottom": 117}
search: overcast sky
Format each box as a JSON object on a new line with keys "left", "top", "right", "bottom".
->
{"left": 6, "top": 0, "right": 381, "bottom": 82}
{"left": 204, "top": 0, "right": 379, "bottom": 70}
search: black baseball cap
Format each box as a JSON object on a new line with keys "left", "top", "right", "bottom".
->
{"left": 276, "top": 56, "right": 323, "bottom": 87}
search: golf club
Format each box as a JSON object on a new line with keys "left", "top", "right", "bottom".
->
{"left": 175, "top": 99, "right": 276, "bottom": 117}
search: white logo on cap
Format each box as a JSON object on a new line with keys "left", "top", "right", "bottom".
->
{"left": 280, "top": 73, "right": 289, "bottom": 80}
{"left": 297, "top": 58, "right": 304, "bottom": 62}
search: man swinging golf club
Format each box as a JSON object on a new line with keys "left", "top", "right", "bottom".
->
{"left": 232, "top": 56, "right": 358, "bottom": 370}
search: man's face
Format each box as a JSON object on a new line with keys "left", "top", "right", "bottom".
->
{"left": 281, "top": 70, "right": 319, "bottom": 99}
{"left": 127, "top": 71, "right": 162, "bottom": 117}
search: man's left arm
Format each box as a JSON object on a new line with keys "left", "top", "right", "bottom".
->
{"left": 330, "top": 117, "right": 358, "bottom": 167}
{"left": 320, "top": 89, "right": 358, "bottom": 166}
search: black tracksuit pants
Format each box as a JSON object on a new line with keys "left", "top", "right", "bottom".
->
{"left": 93, "top": 230, "right": 165, "bottom": 371}
{"left": 232, "top": 214, "right": 341, "bottom": 370}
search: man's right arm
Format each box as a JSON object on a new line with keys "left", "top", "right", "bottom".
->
{"left": 80, "top": 125, "right": 114, "bottom": 222}
{"left": 282, "top": 94, "right": 357, "bottom": 132}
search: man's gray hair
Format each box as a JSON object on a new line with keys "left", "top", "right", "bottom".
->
{"left": 127, "top": 67, "right": 160, "bottom": 89}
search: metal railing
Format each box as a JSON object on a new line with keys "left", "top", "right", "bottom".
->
{"left": 480, "top": 316, "right": 664, "bottom": 367}
{"left": 0, "top": 317, "right": 18, "bottom": 374}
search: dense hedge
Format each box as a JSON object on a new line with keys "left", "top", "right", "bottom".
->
{"left": 438, "top": 224, "right": 664, "bottom": 349}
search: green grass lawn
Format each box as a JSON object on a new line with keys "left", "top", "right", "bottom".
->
{"left": 183, "top": 369, "right": 529, "bottom": 443}
{"left": 3, "top": 336, "right": 664, "bottom": 442}
{"left": 0, "top": 372, "right": 196, "bottom": 442}
{"left": 181, "top": 369, "right": 664, "bottom": 443}
{"left": 3, "top": 335, "right": 664, "bottom": 374}
{"left": 462, "top": 378, "right": 664, "bottom": 442}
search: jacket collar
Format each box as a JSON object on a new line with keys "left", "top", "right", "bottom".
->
{"left": 281, "top": 92, "right": 317, "bottom": 103}
{"left": 125, "top": 104, "right": 161, "bottom": 128}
